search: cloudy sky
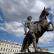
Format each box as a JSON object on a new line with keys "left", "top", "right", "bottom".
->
{"left": 0, "top": 0, "right": 54, "bottom": 52}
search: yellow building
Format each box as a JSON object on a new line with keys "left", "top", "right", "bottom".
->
{"left": 0, "top": 40, "right": 21, "bottom": 54}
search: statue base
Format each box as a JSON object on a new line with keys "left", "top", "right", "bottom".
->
{"left": 14, "top": 48, "right": 53, "bottom": 54}
{"left": 14, "top": 51, "right": 52, "bottom": 54}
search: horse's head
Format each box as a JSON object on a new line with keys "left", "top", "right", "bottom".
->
{"left": 47, "top": 22, "right": 54, "bottom": 31}
{"left": 39, "top": 7, "right": 49, "bottom": 21}
{"left": 43, "top": 7, "right": 49, "bottom": 16}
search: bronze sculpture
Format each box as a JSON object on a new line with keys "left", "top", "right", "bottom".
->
{"left": 21, "top": 7, "right": 54, "bottom": 52}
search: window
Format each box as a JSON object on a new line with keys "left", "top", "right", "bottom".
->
{"left": 13, "top": 50, "right": 14, "bottom": 52}
{"left": 1, "top": 48, "right": 2, "bottom": 51}
{"left": 6, "top": 48, "right": 7, "bottom": 52}
{"left": 9, "top": 49, "right": 10, "bottom": 52}
{"left": 7, "top": 45, "right": 8, "bottom": 47}
{"left": 3, "top": 48, "right": 5, "bottom": 51}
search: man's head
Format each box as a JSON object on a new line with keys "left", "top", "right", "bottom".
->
{"left": 27, "top": 16, "right": 32, "bottom": 21}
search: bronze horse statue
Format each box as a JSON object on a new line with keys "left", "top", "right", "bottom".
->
{"left": 21, "top": 7, "right": 54, "bottom": 52}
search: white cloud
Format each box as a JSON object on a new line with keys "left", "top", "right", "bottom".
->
{"left": 7, "top": 5, "right": 16, "bottom": 13}
{"left": 0, "top": 0, "right": 54, "bottom": 22}
{"left": 39, "top": 31, "right": 54, "bottom": 44}
{"left": 0, "top": 22, "right": 24, "bottom": 36}
{"left": 0, "top": 0, "right": 47, "bottom": 21}
{"left": 30, "top": 0, "right": 47, "bottom": 13}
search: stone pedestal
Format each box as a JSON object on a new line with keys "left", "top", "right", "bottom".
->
{"left": 36, "top": 48, "right": 48, "bottom": 52}
{"left": 14, "top": 52, "right": 52, "bottom": 54}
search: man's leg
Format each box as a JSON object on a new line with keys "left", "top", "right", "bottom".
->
{"left": 32, "top": 33, "right": 37, "bottom": 52}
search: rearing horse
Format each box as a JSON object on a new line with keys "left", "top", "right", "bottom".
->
{"left": 21, "top": 7, "right": 54, "bottom": 52}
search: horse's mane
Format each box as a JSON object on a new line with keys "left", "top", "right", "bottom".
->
{"left": 39, "top": 10, "right": 45, "bottom": 18}
{"left": 33, "top": 16, "right": 46, "bottom": 24}
{"left": 39, "top": 8, "right": 46, "bottom": 18}
{"left": 39, "top": 7, "right": 49, "bottom": 21}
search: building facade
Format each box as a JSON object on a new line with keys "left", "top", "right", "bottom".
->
{"left": 0, "top": 40, "right": 21, "bottom": 54}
